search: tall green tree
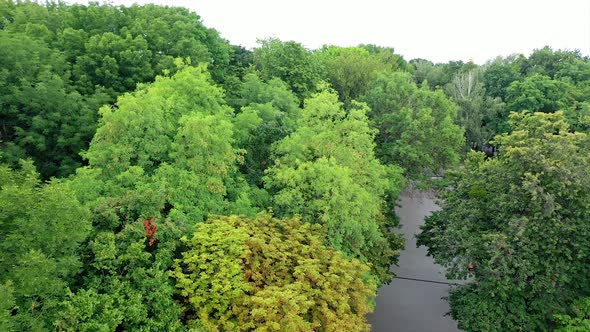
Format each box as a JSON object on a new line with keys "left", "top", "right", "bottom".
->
{"left": 363, "top": 71, "right": 464, "bottom": 177}
{"left": 0, "top": 30, "right": 108, "bottom": 178}
{"left": 0, "top": 160, "right": 91, "bottom": 331}
{"left": 265, "top": 88, "right": 404, "bottom": 282}
{"left": 253, "top": 38, "right": 322, "bottom": 101}
{"left": 518, "top": 47, "right": 588, "bottom": 81}
{"left": 56, "top": 65, "right": 260, "bottom": 331}
{"left": 72, "top": 31, "right": 153, "bottom": 97}
{"left": 417, "top": 111, "right": 590, "bottom": 331}
{"left": 232, "top": 73, "right": 300, "bottom": 187}
{"left": 482, "top": 56, "right": 522, "bottom": 101}
{"left": 359, "top": 44, "right": 409, "bottom": 72}
{"left": 410, "top": 59, "right": 466, "bottom": 89}
{"left": 315, "top": 46, "right": 391, "bottom": 104}
{"left": 446, "top": 68, "right": 505, "bottom": 149}
{"left": 506, "top": 73, "right": 574, "bottom": 113}
{"left": 0, "top": 1, "right": 235, "bottom": 179}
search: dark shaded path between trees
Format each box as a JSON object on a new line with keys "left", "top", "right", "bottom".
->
{"left": 368, "top": 191, "right": 463, "bottom": 332}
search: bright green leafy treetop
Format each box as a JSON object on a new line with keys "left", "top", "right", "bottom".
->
{"left": 0, "top": 1, "right": 234, "bottom": 179}
{"left": 555, "top": 297, "right": 590, "bottom": 332}
{"left": 54, "top": 65, "right": 261, "bottom": 331}
{"left": 315, "top": 46, "right": 392, "bottom": 105}
{"left": 173, "top": 214, "right": 377, "bottom": 332}
{"left": 265, "top": 87, "right": 404, "bottom": 283}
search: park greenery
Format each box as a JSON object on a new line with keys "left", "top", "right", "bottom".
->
{"left": 0, "top": 1, "right": 589, "bottom": 331}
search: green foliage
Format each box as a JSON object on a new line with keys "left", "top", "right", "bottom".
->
{"left": 174, "top": 214, "right": 377, "bottom": 332}
{"left": 0, "top": 282, "right": 15, "bottom": 332}
{"left": 73, "top": 31, "right": 153, "bottom": 96}
{"left": 315, "top": 46, "right": 392, "bottom": 104}
{"left": 518, "top": 47, "right": 589, "bottom": 81}
{"left": 54, "top": 167, "right": 188, "bottom": 331}
{"left": 0, "top": 1, "right": 233, "bottom": 179}
{"left": 223, "top": 45, "right": 255, "bottom": 108}
{"left": 410, "top": 59, "right": 467, "bottom": 89}
{"left": 359, "top": 44, "right": 410, "bottom": 72}
{"left": 506, "top": 73, "right": 574, "bottom": 113}
{"left": 555, "top": 298, "right": 590, "bottom": 332}
{"left": 265, "top": 88, "right": 404, "bottom": 282}
{"left": 85, "top": 64, "right": 233, "bottom": 179}
{"left": 446, "top": 68, "right": 506, "bottom": 149}
{"left": 232, "top": 73, "right": 301, "bottom": 187}
{"left": 253, "top": 38, "right": 322, "bottom": 101}
{"left": 55, "top": 65, "right": 263, "bottom": 331}
{"left": 363, "top": 71, "right": 464, "bottom": 176}
{"left": 0, "top": 160, "right": 91, "bottom": 330}
{"left": 0, "top": 30, "right": 108, "bottom": 178}
{"left": 82, "top": 64, "right": 262, "bottom": 219}
{"left": 122, "top": 3, "right": 232, "bottom": 82}
{"left": 418, "top": 112, "right": 590, "bottom": 331}
{"left": 483, "top": 57, "right": 522, "bottom": 100}
{"left": 5, "top": 2, "right": 590, "bottom": 330}
{"left": 565, "top": 102, "right": 590, "bottom": 133}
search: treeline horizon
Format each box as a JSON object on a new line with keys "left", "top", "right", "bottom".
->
{"left": 0, "top": 1, "right": 589, "bottom": 331}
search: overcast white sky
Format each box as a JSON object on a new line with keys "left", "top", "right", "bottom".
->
{"left": 71, "top": 0, "right": 590, "bottom": 64}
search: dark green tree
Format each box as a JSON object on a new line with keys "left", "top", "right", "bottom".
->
{"left": 418, "top": 111, "right": 590, "bottom": 331}
{"left": 446, "top": 68, "right": 505, "bottom": 149}
{"left": 483, "top": 56, "right": 522, "bottom": 101}
{"left": 0, "top": 160, "right": 91, "bottom": 331}
{"left": 253, "top": 38, "right": 322, "bottom": 101}
{"left": 315, "top": 46, "right": 391, "bottom": 104}
{"left": 232, "top": 73, "right": 300, "bottom": 187}
{"left": 363, "top": 71, "right": 464, "bottom": 177}
{"left": 506, "top": 73, "right": 574, "bottom": 113}
{"left": 0, "top": 31, "right": 109, "bottom": 178}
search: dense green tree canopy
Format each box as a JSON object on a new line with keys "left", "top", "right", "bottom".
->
{"left": 483, "top": 57, "right": 522, "bottom": 101}
{"left": 265, "top": 88, "right": 404, "bottom": 282}
{"left": 54, "top": 65, "right": 261, "bottom": 331}
{"left": 506, "top": 73, "right": 574, "bottom": 113}
{"left": 0, "top": 160, "right": 91, "bottom": 331}
{"left": 363, "top": 71, "right": 465, "bottom": 176}
{"left": 253, "top": 38, "right": 322, "bottom": 101}
{"left": 446, "top": 68, "right": 505, "bottom": 149}
{"left": 3, "top": 1, "right": 590, "bottom": 331}
{"left": 0, "top": 0, "right": 234, "bottom": 179}
{"left": 418, "top": 111, "right": 590, "bottom": 331}
{"left": 555, "top": 298, "right": 590, "bottom": 332}
{"left": 0, "top": 30, "right": 108, "bottom": 178}
{"left": 232, "top": 73, "right": 301, "bottom": 187}
{"left": 315, "top": 46, "right": 392, "bottom": 104}
{"left": 174, "top": 214, "right": 377, "bottom": 332}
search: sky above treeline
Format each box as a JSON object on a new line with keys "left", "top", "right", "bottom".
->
{"left": 69, "top": 0, "right": 590, "bottom": 64}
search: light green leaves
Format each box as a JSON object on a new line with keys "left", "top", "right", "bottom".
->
{"left": 174, "top": 214, "right": 377, "bottom": 332}
{"left": 265, "top": 88, "right": 404, "bottom": 282}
